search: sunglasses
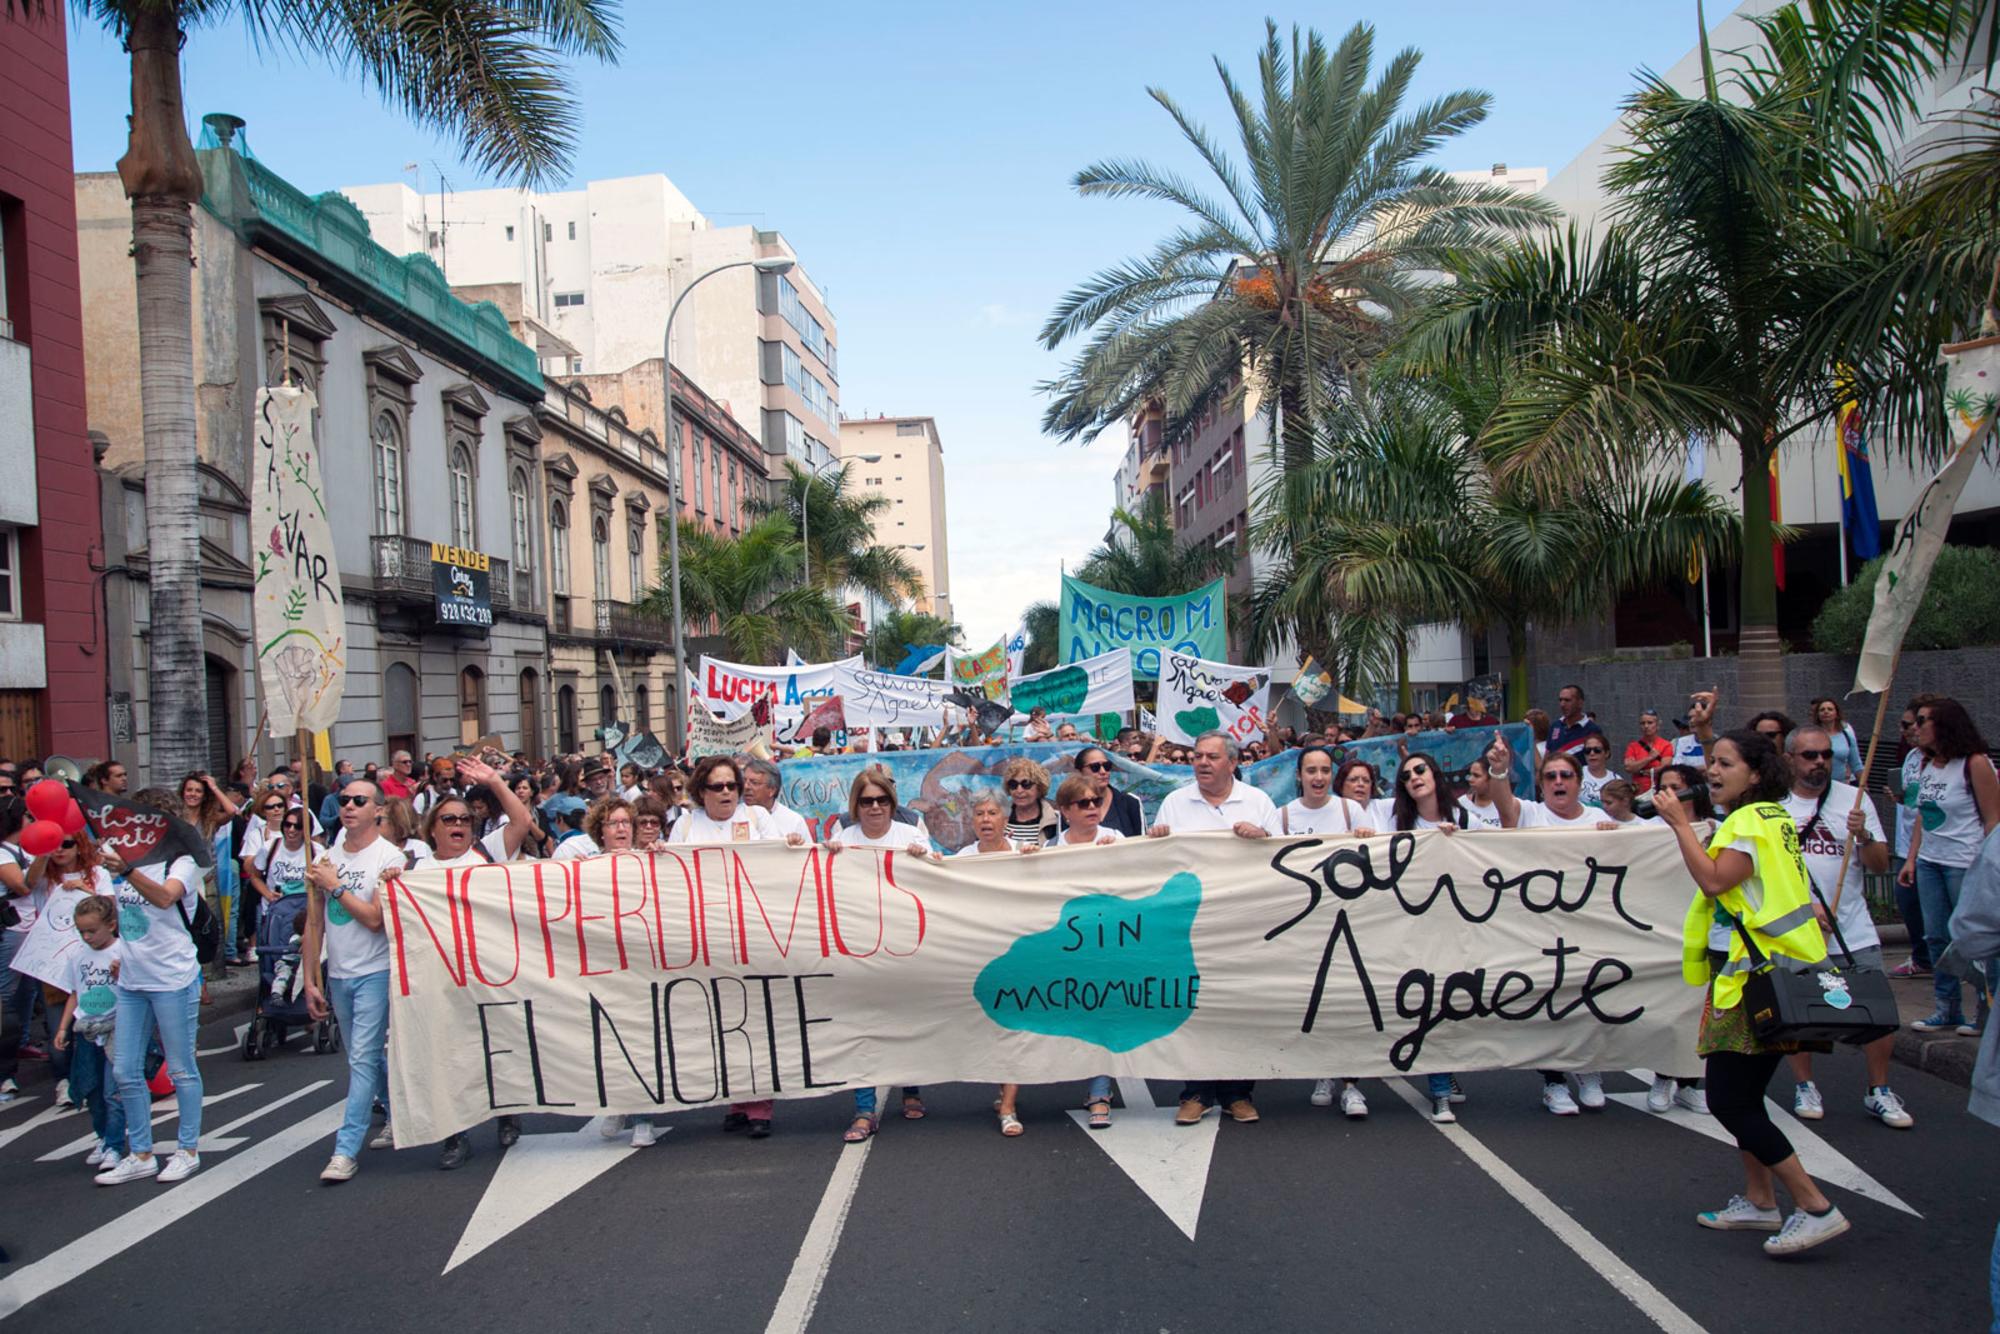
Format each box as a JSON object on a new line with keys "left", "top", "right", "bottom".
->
{"left": 262, "top": 802, "right": 284, "bottom": 812}
{"left": 1004, "top": 779, "right": 1039, "bottom": 791}
{"left": 281, "top": 820, "right": 304, "bottom": 831}
{"left": 1064, "top": 795, "right": 1104, "bottom": 809}
{"left": 1795, "top": 748, "right": 1833, "bottom": 761}
{"left": 857, "top": 794, "right": 892, "bottom": 808}
{"left": 703, "top": 781, "right": 740, "bottom": 794}
{"left": 1899, "top": 719, "right": 1917, "bottom": 729}
{"left": 1916, "top": 713, "right": 1935, "bottom": 725}
{"left": 1582, "top": 747, "right": 1606, "bottom": 756}
{"left": 436, "top": 813, "right": 473, "bottom": 826}
{"left": 1401, "top": 763, "right": 1431, "bottom": 780}
{"left": 337, "top": 794, "right": 375, "bottom": 807}
{"left": 1081, "top": 761, "right": 1111, "bottom": 773}
{"left": 59, "top": 840, "right": 76, "bottom": 850}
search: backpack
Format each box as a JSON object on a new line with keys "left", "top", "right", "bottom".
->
{"left": 177, "top": 891, "right": 223, "bottom": 964}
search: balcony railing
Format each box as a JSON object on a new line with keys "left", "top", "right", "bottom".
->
{"left": 594, "top": 599, "right": 672, "bottom": 649}
{"left": 369, "top": 535, "right": 511, "bottom": 617}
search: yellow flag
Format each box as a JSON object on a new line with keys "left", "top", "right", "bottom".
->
{"left": 312, "top": 730, "right": 333, "bottom": 771}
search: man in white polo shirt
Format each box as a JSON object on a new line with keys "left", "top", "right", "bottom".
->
{"left": 1147, "top": 730, "right": 1283, "bottom": 1126}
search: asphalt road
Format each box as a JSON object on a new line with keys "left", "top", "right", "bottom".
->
{"left": 0, "top": 1009, "right": 1993, "bottom": 1333}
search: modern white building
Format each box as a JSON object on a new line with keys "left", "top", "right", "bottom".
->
{"left": 836, "top": 415, "right": 953, "bottom": 625}
{"left": 338, "top": 173, "right": 842, "bottom": 473}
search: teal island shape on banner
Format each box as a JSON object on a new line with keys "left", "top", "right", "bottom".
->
{"left": 974, "top": 871, "right": 1202, "bottom": 1052}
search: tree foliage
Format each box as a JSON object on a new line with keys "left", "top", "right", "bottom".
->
{"left": 755, "top": 461, "right": 925, "bottom": 606}
{"left": 1075, "top": 492, "right": 1240, "bottom": 600}
{"left": 639, "top": 513, "right": 847, "bottom": 666}
{"left": 1811, "top": 543, "right": 2000, "bottom": 653}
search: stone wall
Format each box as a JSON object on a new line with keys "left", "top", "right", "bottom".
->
{"left": 1528, "top": 646, "right": 2000, "bottom": 761}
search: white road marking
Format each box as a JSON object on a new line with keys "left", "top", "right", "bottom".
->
{"left": 1612, "top": 1069, "right": 1919, "bottom": 1217}
{"left": 1065, "top": 1076, "right": 1220, "bottom": 1240}
{"left": 1387, "top": 1078, "right": 1705, "bottom": 1334}
{"left": 444, "top": 1116, "right": 653, "bottom": 1274}
{"left": 764, "top": 1087, "right": 887, "bottom": 1334}
{"left": 0, "top": 1101, "right": 344, "bottom": 1321}
{"left": 0, "top": 1101, "right": 81, "bottom": 1154}
{"left": 35, "top": 1083, "right": 259, "bottom": 1162}
{"left": 196, "top": 1023, "right": 251, "bottom": 1057}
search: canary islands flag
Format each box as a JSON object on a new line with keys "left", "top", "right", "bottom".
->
{"left": 1836, "top": 388, "right": 1883, "bottom": 561}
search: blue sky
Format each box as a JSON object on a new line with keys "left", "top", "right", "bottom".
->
{"left": 65, "top": 2, "right": 1705, "bottom": 649}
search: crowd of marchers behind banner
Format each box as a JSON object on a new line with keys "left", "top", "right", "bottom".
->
{"left": 0, "top": 682, "right": 1995, "bottom": 1269}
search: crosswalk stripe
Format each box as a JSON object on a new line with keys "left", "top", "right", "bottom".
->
{"left": 0, "top": 1102, "right": 344, "bottom": 1321}
{"left": 36, "top": 1083, "right": 259, "bottom": 1162}
{"left": 0, "top": 1101, "right": 83, "bottom": 1154}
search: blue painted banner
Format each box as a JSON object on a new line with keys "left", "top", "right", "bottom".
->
{"left": 1059, "top": 574, "right": 1227, "bottom": 677}
{"left": 777, "top": 724, "right": 1532, "bottom": 851}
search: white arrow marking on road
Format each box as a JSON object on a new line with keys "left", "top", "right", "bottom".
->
{"left": 1612, "top": 1068, "right": 1919, "bottom": 1217}
{"left": 0, "top": 1102, "right": 344, "bottom": 1321}
{"left": 36, "top": 1082, "right": 260, "bottom": 1162}
{"left": 443, "top": 1117, "right": 657, "bottom": 1274}
{"left": 1066, "top": 1077, "right": 1219, "bottom": 1240}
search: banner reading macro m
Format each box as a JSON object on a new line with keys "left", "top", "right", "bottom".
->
{"left": 1060, "top": 574, "right": 1227, "bottom": 676}
{"left": 383, "top": 828, "right": 1703, "bottom": 1144}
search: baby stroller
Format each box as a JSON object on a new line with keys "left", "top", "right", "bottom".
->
{"left": 241, "top": 893, "right": 340, "bottom": 1059}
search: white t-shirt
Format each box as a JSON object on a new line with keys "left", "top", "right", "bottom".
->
{"left": 428, "top": 829, "right": 512, "bottom": 870}
{"left": 951, "top": 839, "right": 1029, "bottom": 857}
{"left": 834, "top": 820, "right": 932, "bottom": 854}
{"left": 1671, "top": 734, "right": 1707, "bottom": 766}
{"left": 2, "top": 841, "right": 35, "bottom": 934}
{"left": 760, "top": 802, "right": 814, "bottom": 844}
{"left": 1579, "top": 769, "right": 1616, "bottom": 807}
{"left": 1281, "top": 797, "right": 1376, "bottom": 835}
{"left": 261, "top": 839, "right": 316, "bottom": 896}
{"left": 320, "top": 836, "right": 406, "bottom": 980}
{"left": 669, "top": 805, "right": 779, "bottom": 844}
{"left": 1513, "top": 801, "right": 1605, "bottom": 829}
{"left": 1458, "top": 795, "right": 1503, "bottom": 830}
{"left": 56, "top": 938, "right": 122, "bottom": 1042}
{"left": 1783, "top": 785, "right": 1884, "bottom": 952}
{"left": 1154, "top": 780, "right": 1284, "bottom": 836}
{"left": 1056, "top": 825, "right": 1126, "bottom": 847}
{"left": 552, "top": 833, "right": 600, "bottom": 861}
{"left": 113, "top": 857, "right": 199, "bottom": 992}
{"left": 1893, "top": 748, "right": 1924, "bottom": 857}
{"left": 1913, "top": 757, "right": 1985, "bottom": 867}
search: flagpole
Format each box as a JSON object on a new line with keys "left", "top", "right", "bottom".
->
{"left": 1827, "top": 648, "right": 1897, "bottom": 922}
{"left": 1699, "top": 557, "right": 1713, "bottom": 659}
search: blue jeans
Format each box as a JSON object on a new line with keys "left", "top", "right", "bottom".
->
{"left": 70, "top": 1037, "right": 127, "bottom": 1151}
{"left": 1087, "top": 1075, "right": 1112, "bottom": 1104}
{"left": 852, "top": 1085, "right": 920, "bottom": 1117}
{"left": 1895, "top": 880, "right": 1931, "bottom": 969}
{"left": 112, "top": 976, "right": 203, "bottom": 1154}
{"left": 1919, "top": 860, "right": 1998, "bottom": 1019}
{"left": 1427, "top": 1074, "right": 1454, "bottom": 1099}
{"left": 1988, "top": 1218, "right": 1998, "bottom": 1334}
{"left": 328, "top": 970, "right": 389, "bottom": 1158}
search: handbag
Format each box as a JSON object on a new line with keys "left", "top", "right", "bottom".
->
{"left": 1733, "top": 794, "right": 1898, "bottom": 1044}
{"left": 177, "top": 893, "right": 224, "bottom": 965}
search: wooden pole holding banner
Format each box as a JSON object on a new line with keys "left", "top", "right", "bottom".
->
{"left": 1827, "top": 649, "right": 1898, "bottom": 922}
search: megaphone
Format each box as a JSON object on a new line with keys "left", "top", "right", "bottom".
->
{"left": 43, "top": 755, "right": 91, "bottom": 784}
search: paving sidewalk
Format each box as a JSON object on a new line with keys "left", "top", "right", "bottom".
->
{"left": 1878, "top": 925, "right": 1984, "bottom": 1088}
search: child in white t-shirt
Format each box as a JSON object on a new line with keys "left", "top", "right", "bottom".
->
{"left": 52, "top": 894, "right": 128, "bottom": 1166}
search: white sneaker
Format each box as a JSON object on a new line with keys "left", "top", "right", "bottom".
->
{"left": 629, "top": 1120, "right": 658, "bottom": 1148}
{"left": 1309, "top": 1078, "right": 1337, "bottom": 1107}
{"left": 1339, "top": 1084, "right": 1369, "bottom": 1119}
{"left": 0, "top": 1077, "right": 17, "bottom": 1095}
{"left": 1574, "top": 1072, "right": 1605, "bottom": 1110}
{"left": 54, "top": 1079, "right": 72, "bottom": 1108}
{"left": 367, "top": 1121, "right": 394, "bottom": 1150}
{"left": 1647, "top": 1075, "right": 1675, "bottom": 1113}
{"left": 1542, "top": 1082, "right": 1579, "bottom": 1116}
{"left": 1792, "top": 1082, "right": 1824, "bottom": 1120}
{"left": 1697, "top": 1194, "right": 1782, "bottom": 1231}
{"left": 1430, "top": 1096, "right": 1457, "bottom": 1124}
{"left": 1674, "top": 1085, "right": 1710, "bottom": 1115}
{"left": 319, "top": 1154, "right": 358, "bottom": 1183}
{"left": 95, "top": 1153, "right": 160, "bottom": 1186}
{"left": 1447, "top": 1075, "right": 1467, "bottom": 1104}
{"left": 1763, "top": 1206, "right": 1850, "bottom": 1256}
{"left": 84, "top": 1143, "right": 111, "bottom": 1168}
{"left": 1864, "top": 1087, "right": 1913, "bottom": 1129}
{"left": 157, "top": 1149, "right": 200, "bottom": 1183}
{"left": 599, "top": 1114, "right": 626, "bottom": 1139}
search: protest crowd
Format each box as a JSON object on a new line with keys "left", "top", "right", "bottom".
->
{"left": 0, "top": 679, "right": 1995, "bottom": 1273}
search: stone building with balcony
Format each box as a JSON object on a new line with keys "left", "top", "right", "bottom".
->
{"left": 77, "top": 115, "right": 551, "bottom": 781}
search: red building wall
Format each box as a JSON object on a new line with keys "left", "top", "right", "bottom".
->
{"left": 0, "top": 9, "right": 110, "bottom": 760}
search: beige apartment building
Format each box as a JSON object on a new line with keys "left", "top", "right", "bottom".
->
{"left": 836, "top": 416, "right": 952, "bottom": 622}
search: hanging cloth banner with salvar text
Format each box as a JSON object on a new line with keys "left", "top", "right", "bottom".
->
{"left": 383, "top": 827, "right": 1704, "bottom": 1145}
{"left": 251, "top": 386, "right": 346, "bottom": 736}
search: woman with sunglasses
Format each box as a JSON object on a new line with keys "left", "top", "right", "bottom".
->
{"left": 422, "top": 757, "right": 534, "bottom": 1168}
{"left": 252, "top": 805, "right": 319, "bottom": 901}
{"left": 833, "top": 766, "right": 929, "bottom": 1139}
{"left": 633, "top": 794, "right": 671, "bottom": 849}
{"left": 96, "top": 793, "right": 208, "bottom": 1187}
{"left": 1577, "top": 739, "right": 1616, "bottom": 808}
{"left": 1072, "top": 748, "right": 1143, "bottom": 837}
{"left": 1901, "top": 697, "right": 2000, "bottom": 1037}
{"left": 179, "top": 773, "right": 243, "bottom": 963}
{"left": 668, "top": 756, "right": 795, "bottom": 846}
{"left": 997, "top": 758, "right": 1057, "bottom": 848}
{"left": 240, "top": 785, "right": 299, "bottom": 932}
{"left": 1392, "top": 752, "right": 1466, "bottom": 832}
{"left": 25, "top": 829, "right": 115, "bottom": 1111}
{"left": 953, "top": 795, "right": 1036, "bottom": 1133}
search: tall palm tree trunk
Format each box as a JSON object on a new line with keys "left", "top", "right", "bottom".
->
{"left": 1734, "top": 430, "right": 1784, "bottom": 717}
{"left": 1505, "top": 616, "right": 1530, "bottom": 721}
{"left": 121, "top": 4, "right": 210, "bottom": 778}
{"left": 1395, "top": 632, "right": 1411, "bottom": 714}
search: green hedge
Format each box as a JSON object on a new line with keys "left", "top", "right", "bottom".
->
{"left": 1811, "top": 544, "right": 2000, "bottom": 653}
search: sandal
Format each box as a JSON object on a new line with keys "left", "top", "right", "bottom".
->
{"left": 901, "top": 1096, "right": 926, "bottom": 1120}
{"left": 998, "top": 1112, "right": 1024, "bottom": 1137}
{"left": 1087, "top": 1099, "right": 1112, "bottom": 1131}
{"left": 842, "top": 1115, "right": 878, "bottom": 1143}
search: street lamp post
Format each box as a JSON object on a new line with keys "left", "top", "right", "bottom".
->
{"left": 664, "top": 254, "right": 794, "bottom": 750}
{"left": 800, "top": 451, "right": 879, "bottom": 586}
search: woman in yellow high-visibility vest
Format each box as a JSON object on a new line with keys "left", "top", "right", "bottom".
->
{"left": 1655, "top": 729, "right": 1848, "bottom": 1259}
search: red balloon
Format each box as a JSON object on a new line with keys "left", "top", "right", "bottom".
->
{"left": 57, "top": 800, "right": 87, "bottom": 836}
{"left": 19, "top": 819, "right": 63, "bottom": 858}
{"left": 24, "top": 779, "right": 68, "bottom": 822}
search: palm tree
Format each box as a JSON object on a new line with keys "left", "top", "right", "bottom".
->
{"left": 638, "top": 513, "right": 846, "bottom": 666}
{"left": 2, "top": 0, "right": 619, "bottom": 777}
{"left": 863, "top": 609, "right": 963, "bottom": 672}
{"left": 1076, "top": 493, "right": 1239, "bottom": 600}
{"left": 1038, "top": 19, "right": 1555, "bottom": 466}
{"left": 1399, "top": 1, "right": 1971, "bottom": 713}
{"left": 756, "top": 461, "right": 925, "bottom": 605}
{"left": 1020, "top": 600, "right": 1060, "bottom": 676}
{"left": 1248, "top": 377, "right": 1740, "bottom": 716}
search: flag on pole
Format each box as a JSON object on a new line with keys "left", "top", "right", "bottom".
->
{"left": 1835, "top": 380, "right": 1883, "bottom": 561}
{"left": 1002, "top": 619, "right": 1030, "bottom": 678}
{"left": 1291, "top": 654, "right": 1333, "bottom": 707}
{"left": 1853, "top": 335, "right": 2000, "bottom": 693}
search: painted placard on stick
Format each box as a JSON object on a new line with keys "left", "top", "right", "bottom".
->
{"left": 832, "top": 661, "right": 955, "bottom": 729}
{"left": 1060, "top": 574, "right": 1226, "bottom": 677}
{"left": 250, "top": 386, "right": 345, "bottom": 735}
{"left": 948, "top": 638, "right": 1011, "bottom": 701}
{"left": 685, "top": 706, "right": 772, "bottom": 761}
{"left": 383, "top": 827, "right": 1703, "bottom": 1144}
{"left": 1156, "top": 652, "right": 1270, "bottom": 745}
{"left": 1008, "top": 648, "right": 1134, "bottom": 722}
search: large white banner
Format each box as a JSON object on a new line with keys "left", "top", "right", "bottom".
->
{"left": 833, "top": 660, "right": 956, "bottom": 729}
{"left": 1156, "top": 652, "right": 1271, "bottom": 745}
{"left": 1006, "top": 648, "right": 1135, "bottom": 722}
{"left": 251, "top": 387, "right": 345, "bottom": 735}
{"left": 698, "top": 655, "right": 857, "bottom": 728}
{"left": 384, "top": 828, "right": 1704, "bottom": 1144}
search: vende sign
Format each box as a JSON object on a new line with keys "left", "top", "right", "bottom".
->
{"left": 382, "top": 828, "right": 1704, "bottom": 1145}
